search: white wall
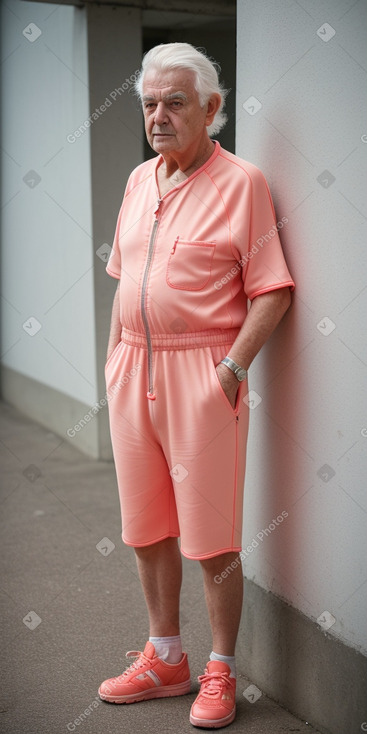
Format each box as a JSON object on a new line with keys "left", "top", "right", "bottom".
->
{"left": 237, "top": 0, "right": 367, "bottom": 655}
{"left": 1, "top": 0, "right": 97, "bottom": 406}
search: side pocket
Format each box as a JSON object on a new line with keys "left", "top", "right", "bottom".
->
{"left": 208, "top": 346, "right": 247, "bottom": 416}
{"left": 105, "top": 340, "right": 122, "bottom": 371}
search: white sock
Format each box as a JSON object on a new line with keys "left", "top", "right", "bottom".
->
{"left": 210, "top": 651, "right": 236, "bottom": 678}
{"left": 149, "top": 635, "right": 182, "bottom": 664}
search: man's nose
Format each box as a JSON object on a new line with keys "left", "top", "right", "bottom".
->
{"left": 153, "top": 101, "right": 168, "bottom": 126}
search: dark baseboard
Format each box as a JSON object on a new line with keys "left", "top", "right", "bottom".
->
{"left": 237, "top": 577, "right": 367, "bottom": 734}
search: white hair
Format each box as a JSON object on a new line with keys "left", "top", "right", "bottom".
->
{"left": 134, "top": 42, "right": 228, "bottom": 137}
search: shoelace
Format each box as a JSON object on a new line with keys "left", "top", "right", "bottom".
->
{"left": 197, "top": 671, "right": 231, "bottom": 697}
{"left": 119, "top": 650, "right": 149, "bottom": 678}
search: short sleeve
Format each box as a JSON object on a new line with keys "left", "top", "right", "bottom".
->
{"left": 242, "top": 167, "right": 295, "bottom": 300}
{"left": 105, "top": 203, "right": 123, "bottom": 280}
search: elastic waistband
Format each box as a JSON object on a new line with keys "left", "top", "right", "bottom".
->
{"left": 121, "top": 327, "right": 240, "bottom": 351}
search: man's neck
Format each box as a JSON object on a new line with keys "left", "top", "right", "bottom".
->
{"left": 159, "top": 137, "right": 215, "bottom": 180}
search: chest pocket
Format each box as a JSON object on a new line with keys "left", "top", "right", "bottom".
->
{"left": 166, "top": 238, "right": 216, "bottom": 291}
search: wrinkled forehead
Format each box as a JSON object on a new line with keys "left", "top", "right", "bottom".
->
{"left": 142, "top": 67, "right": 198, "bottom": 100}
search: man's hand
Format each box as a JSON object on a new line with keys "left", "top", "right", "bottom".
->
{"left": 215, "top": 362, "right": 240, "bottom": 409}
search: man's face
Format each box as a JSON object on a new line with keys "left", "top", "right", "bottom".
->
{"left": 142, "top": 67, "right": 211, "bottom": 155}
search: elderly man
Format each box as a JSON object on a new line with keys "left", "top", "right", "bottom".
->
{"left": 98, "top": 42, "right": 295, "bottom": 729}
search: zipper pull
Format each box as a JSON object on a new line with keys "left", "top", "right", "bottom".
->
{"left": 171, "top": 236, "right": 179, "bottom": 255}
{"left": 154, "top": 198, "right": 162, "bottom": 218}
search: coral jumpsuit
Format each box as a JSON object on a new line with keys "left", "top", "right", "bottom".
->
{"left": 105, "top": 141, "right": 295, "bottom": 560}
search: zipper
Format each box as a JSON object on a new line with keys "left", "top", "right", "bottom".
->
{"left": 141, "top": 199, "right": 162, "bottom": 400}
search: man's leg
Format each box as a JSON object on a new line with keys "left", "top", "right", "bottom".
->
{"left": 98, "top": 536, "right": 191, "bottom": 703}
{"left": 189, "top": 552, "right": 241, "bottom": 728}
{"left": 134, "top": 536, "right": 182, "bottom": 636}
{"left": 200, "top": 551, "right": 243, "bottom": 656}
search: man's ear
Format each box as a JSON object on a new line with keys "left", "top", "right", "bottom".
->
{"left": 205, "top": 93, "right": 222, "bottom": 126}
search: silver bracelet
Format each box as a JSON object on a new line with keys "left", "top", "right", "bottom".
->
{"left": 220, "top": 356, "right": 247, "bottom": 382}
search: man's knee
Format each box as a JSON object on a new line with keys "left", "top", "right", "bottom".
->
{"left": 199, "top": 550, "right": 240, "bottom": 572}
{"left": 200, "top": 551, "right": 243, "bottom": 587}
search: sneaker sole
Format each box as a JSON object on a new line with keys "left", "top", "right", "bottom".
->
{"left": 98, "top": 679, "right": 191, "bottom": 704}
{"left": 189, "top": 707, "right": 236, "bottom": 728}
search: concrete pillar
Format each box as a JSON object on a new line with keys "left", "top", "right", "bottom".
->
{"left": 86, "top": 4, "right": 143, "bottom": 458}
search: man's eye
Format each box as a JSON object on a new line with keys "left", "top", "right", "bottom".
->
{"left": 144, "top": 103, "right": 156, "bottom": 110}
{"left": 171, "top": 101, "right": 182, "bottom": 108}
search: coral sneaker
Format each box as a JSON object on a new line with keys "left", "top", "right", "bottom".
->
{"left": 98, "top": 641, "right": 191, "bottom": 704}
{"left": 190, "top": 661, "right": 236, "bottom": 728}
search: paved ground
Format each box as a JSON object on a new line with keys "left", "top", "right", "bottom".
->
{"left": 0, "top": 400, "right": 322, "bottom": 734}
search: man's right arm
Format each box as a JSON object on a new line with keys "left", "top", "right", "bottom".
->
{"left": 106, "top": 281, "right": 121, "bottom": 361}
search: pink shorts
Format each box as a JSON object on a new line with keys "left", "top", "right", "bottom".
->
{"left": 105, "top": 327, "right": 249, "bottom": 560}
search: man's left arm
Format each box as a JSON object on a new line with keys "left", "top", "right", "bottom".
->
{"left": 216, "top": 287, "right": 292, "bottom": 407}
